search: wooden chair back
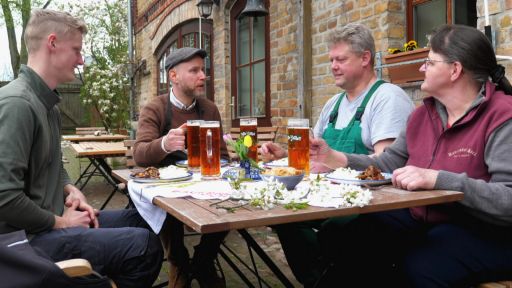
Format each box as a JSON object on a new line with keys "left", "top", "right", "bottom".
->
{"left": 228, "top": 126, "right": 278, "bottom": 160}
{"left": 124, "top": 140, "right": 136, "bottom": 168}
{"left": 75, "top": 127, "right": 106, "bottom": 135}
{"left": 479, "top": 281, "right": 512, "bottom": 288}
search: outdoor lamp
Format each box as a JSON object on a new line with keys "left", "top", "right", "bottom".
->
{"left": 197, "top": 0, "right": 214, "bottom": 19}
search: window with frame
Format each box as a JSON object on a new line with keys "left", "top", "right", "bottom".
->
{"left": 407, "top": 0, "right": 477, "bottom": 48}
{"left": 230, "top": 0, "right": 270, "bottom": 127}
{"left": 156, "top": 21, "right": 213, "bottom": 100}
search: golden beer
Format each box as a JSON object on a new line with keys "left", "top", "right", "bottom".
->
{"left": 200, "top": 121, "right": 221, "bottom": 179}
{"left": 287, "top": 118, "right": 310, "bottom": 175}
{"left": 240, "top": 118, "right": 258, "bottom": 161}
{"left": 186, "top": 120, "right": 202, "bottom": 171}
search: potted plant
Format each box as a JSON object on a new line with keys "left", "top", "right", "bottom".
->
{"left": 384, "top": 40, "right": 430, "bottom": 84}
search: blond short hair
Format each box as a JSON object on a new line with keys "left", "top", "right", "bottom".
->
{"left": 24, "top": 9, "right": 87, "bottom": 53}
{"left": 328, "top": 23, "right": 375, "bottom": 65}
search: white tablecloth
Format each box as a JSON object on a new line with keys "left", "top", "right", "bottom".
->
{"left": 128, "top": 171, "right": 372, "bottom": 233}
{"left": 128, "top": 172, "right": 232, "bottom": 233}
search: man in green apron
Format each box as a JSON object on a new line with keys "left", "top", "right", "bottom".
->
{"left": 261, "top": 23, "right": 414, "bottom": 287}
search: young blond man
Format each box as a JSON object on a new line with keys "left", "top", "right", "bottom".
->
{"left": 0, "top": 9, "right": 162, "bottom": 287}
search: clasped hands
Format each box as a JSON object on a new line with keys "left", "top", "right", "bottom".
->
{"left": 56, "top": 184, "right": 99, "bottom": 229}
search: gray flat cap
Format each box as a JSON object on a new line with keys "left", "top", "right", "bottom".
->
{"left": 165, "top": 47, "right": 207, "bottom": 71}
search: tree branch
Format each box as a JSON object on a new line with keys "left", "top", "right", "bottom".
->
{"left": 1, "top": 0, "right": 20, "bottom": 78}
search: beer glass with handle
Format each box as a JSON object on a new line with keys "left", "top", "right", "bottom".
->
{"left": 200, "top": 121, "right": 221, "bottom": 179}
{"left": 287, "top": 118, "right": 310, "bottom": 176}
{"left": 186, "top": 120, "right": 203, "bottom": 171}
{"left": 239, "top": 118, "right": 258, "bottom": 161}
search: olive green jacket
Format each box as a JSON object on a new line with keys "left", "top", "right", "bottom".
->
{"left": 0, "top": 65, "right": 72, "bottom": 236}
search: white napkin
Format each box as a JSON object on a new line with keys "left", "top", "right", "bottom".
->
{"left": 128, "top": 170, "right": 232, "bottom": 233}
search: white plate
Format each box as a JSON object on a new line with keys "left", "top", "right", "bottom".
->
{"left": 130, "top": 171, "right": 193, "bottom": 183}
{"left": 175, "top": 159, "right": 229, "bottom": 168}
{"left": 325, "top": 171, "right": 392, "bottom": 186}
{"left": 263, "top": 157, "right": 289, "bottom": 167}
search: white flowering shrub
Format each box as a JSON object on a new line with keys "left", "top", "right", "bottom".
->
{"left": 82, "top": 64, "right": 129, "bottom": 130}
{"left": 59, "top": 0, "right": 130, "bottom": 130}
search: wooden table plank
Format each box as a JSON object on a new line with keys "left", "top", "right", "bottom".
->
{"left": 70, "top": 142, "right": 126, "bottom": 157}
{"left": 113, "top": 168, "right": 464, "bottom": 234}
{"left": 63, "top": 134, "right": 129, "bottom": 143}
{"left": 154, "top": 187, "right": 463, "bottom": 234}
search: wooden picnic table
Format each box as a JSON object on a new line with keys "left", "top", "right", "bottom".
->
{"left": 63, "top": 134, "right": 129, "bottom": 143}
{"left": 111, "top": 169, "right": 463, "bottom": 233}
{"left": 70, "top": 142, "right": 127, "bottom": 209}
{"left": 70, "top": 142, "right": 127, "bottom": 158}
{"left": 112, "top": 168, "right": 463, "bottom": 287}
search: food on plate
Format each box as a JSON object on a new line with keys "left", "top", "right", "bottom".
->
{"left": 357, "top": 165, "right": 384, "bottom": 180}
{"left": 265, "top": 157, "right": 289, "bottom": 166}
{"left": 330, "top": 167, "right": 360, "bottom": 179}
{"left": 261, "top": 166, "right": 303, "bottom": 176}
{"left": 131, "top": 167, "right": 160, "bottom": 179}
{"left": 159, "top": 165, "right": 190, "bottom": 179}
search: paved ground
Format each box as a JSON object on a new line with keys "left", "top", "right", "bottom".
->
{"left": 63, "top": 145, "right": 302, "bottom": 287}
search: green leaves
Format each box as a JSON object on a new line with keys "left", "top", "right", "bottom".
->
{"left": 224, "top": 134, "right": 262, "bottom": 169}
{"left": 284, "top": 201, "right": 309, "bottom": 211}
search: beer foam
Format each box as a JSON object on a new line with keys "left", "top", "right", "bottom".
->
{"left": 201, "top": 123, "right": 219, "bottom": 128}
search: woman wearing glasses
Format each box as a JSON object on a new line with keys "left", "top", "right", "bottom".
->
{"left": 310, "top": 24, "right": 512, "bottom": 287}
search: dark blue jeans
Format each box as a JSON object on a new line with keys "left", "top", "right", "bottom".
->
{"left": 317, "top": 208, "right": 512, "bottom": 287}
{"left": 30, "top": 209, "right": 163, "bottom": 288}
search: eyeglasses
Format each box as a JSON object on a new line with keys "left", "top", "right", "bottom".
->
{"left": 423, "top": 58, "right": 453, "bottom": 68}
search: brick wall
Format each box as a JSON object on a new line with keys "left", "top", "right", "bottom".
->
{"left": 134, "top": 0, "right": 512, "bottom": 134}
{"left": 269, "top": 1, "right": 300, "bottom": 133}
{"left": 309, "top": 0, "right": 407, "bottom": 126}
{"left": 479, "top": 0, "right": 512, "bottom": 83}
{"left": 134, "top": 0, "right": 198, "bottom": 112}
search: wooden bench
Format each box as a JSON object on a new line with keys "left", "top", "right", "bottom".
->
{"left": 123, "top": 139, "right": 136, "bottom": 169}
{"left": 228, "top": 126, "right": 278, "bottom": 161}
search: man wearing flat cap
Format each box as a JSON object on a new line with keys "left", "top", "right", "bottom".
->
{"left": 134, "top": 47, "right": 228, "bottom": 287}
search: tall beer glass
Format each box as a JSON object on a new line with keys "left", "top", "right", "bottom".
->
{"left": 287, "top": 118, "right": 310, "bottom": 175}
{"left": 186, "top": 120, "right": 202, "bottom": 171}
{"left": 239, "top": 118, "right": 258, "bottom": 161}
{"left": 200, "top": 121, "right": 221, "bottom": 179}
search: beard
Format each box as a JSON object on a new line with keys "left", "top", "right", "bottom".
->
{"left": 182, "top": 85, "right": 205, "bottom": 98}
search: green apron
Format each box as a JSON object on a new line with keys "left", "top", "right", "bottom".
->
{"left": 275, "top": 80, "right": 387, "bottom": 286}
{"left": 322, "top": 79, "right": 385, "bottom": 154}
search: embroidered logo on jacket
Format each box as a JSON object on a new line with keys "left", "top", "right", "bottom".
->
{"left": 448, "top": 148, "right": 477, "bottom": 158}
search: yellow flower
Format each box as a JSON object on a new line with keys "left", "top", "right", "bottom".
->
{"left": 243, "top": 135, "right": 253, "bottom": 147}
{"left": 403, "top": 40, "right": 418, "bottom": 51}
{"left": 388, "top": 40, "right": 419, "bottom": 55}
